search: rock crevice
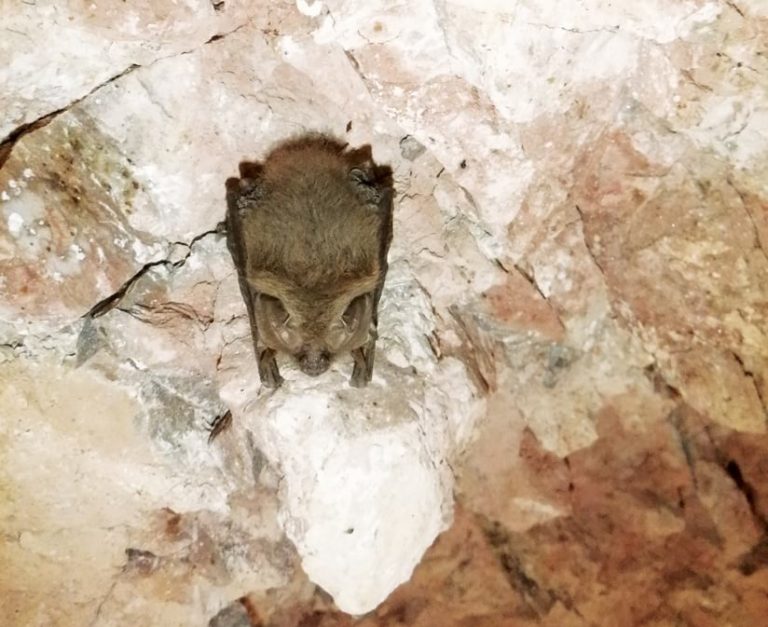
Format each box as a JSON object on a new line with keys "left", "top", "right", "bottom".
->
{"left": 2, "top": 0, "right": 767, "bottom": 624}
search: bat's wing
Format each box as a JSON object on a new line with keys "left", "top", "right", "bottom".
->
{"left": 350, "top": 160, "right": 394, "bottom": 387}
{"left": 373, "top": 164, "right": 394, "bottom": 318}
{"left": 225, "top": 167, "right": 283, "bottom": 387}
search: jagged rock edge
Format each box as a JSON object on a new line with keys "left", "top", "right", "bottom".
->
{"left": 86, "top": 225, "right": 225, "bottom": 319}
{"left": 0, "top": 19, "right": 251, "bottom": 156}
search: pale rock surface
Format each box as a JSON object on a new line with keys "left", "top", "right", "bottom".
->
{"left": 1, "top": 0, "right": 767, "bottom": 624}
{"left": 0, "top": 0, "right": 254, "bottom": 141}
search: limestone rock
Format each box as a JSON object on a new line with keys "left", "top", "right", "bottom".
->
{"left": 2, "top": 0, "right": 767, "bottom": 624}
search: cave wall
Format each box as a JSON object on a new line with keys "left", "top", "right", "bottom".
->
{"left": 1, "top": 0, "right": 767, "bottom": 625}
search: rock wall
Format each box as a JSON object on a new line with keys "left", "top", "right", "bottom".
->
{"left": 1, "top": 0, "right": 766, "bottom": 625}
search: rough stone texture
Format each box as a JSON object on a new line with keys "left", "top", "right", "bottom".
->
{"left": 1, "top": 0, "right": 767, "bottom": 624}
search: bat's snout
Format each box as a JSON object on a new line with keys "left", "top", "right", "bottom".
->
{"left": 298, "top": 350, "right": 331, "bottom": 376}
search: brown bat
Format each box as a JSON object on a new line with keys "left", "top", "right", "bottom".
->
{"left": 225, "top": 133, "right": 394, "bottom": 388}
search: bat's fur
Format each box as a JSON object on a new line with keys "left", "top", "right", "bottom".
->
{"left": 225, "top": 133, "right": 394, "bottom": 387}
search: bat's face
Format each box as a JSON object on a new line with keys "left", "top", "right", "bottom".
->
{"left": 253, "top": 291, "right": 374, "bottom": 376}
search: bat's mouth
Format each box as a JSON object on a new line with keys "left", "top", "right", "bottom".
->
{"left": 297, "top": 350, "right": 331, "bottom": 376}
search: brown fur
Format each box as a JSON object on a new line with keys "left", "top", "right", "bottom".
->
{"left": 225, "top": 132, "right": 394, "bottom": 386}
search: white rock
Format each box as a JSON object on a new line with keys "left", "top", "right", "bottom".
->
{"left": 255, "top": 385, "right": 447, "bottom": 614}
{"left": 6, "top": 212, "right": 23, "bottom": 236}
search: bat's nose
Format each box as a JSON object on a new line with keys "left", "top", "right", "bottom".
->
{"left": 298, "top": 350, "right": 331, "bottom": 376}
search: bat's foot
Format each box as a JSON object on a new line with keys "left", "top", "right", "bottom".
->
{"left": 350, "top": 343, "right": 374, "bottom": 387}
{"left": 258, "top": 348, "right": 284, "bottom": 388}
{"left": 350, "top": 370, "right": 370, "bottom": 388}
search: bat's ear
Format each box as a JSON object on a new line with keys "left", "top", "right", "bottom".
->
{"left": 225, "top": 177, "right": 241, "bottom": 193}
{"left": 238, "top": 161, "right": 263, "bottom": 180}
{"left": 345, "top": 145, "right": 375, "bottom": 186}
{"left": 226, "top": 161, "right": 264, "bottom": 192}
{"left": 345, "top": 144, "right": 373, "bottom": 169}
{"left": 227, "top": 161, "right": 264, "bottom": 211}
{"left": 345, "top": 145, "right": 394, "bottom": 212}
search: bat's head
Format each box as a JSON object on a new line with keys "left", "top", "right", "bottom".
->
{"left": 253, "top": 287, "right": 374, "bottom": 377}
